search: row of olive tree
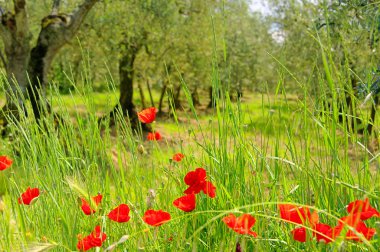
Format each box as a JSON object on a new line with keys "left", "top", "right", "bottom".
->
{"left": 0, "top": 0, "right": 279, "bottom": 131}
{"left": 47, "top": 0, "right": 278, "bottom": 118}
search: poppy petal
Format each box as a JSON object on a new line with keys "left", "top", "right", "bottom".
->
{"left": 202, "top": 181, "right": 216, "bottom": 198}
{"left": 108, "top": 204, "right": 131, "bottom": 223}
{"left": 173, "top": 194, "right": 196, "bottom": 212}
{"left": 347, "top": 198, "right": 380, "bottom": 221}
{"left": 80, "top": 194, "right": 102, "bottom": 215}
{"left": 172, "top": 153, "right": 185, "bottom": 162}
{"left": 143, "top": 209, "right": 171, "bottom": 226}
{"left": 77, "top": 226, "right": 107, "bottom": 251}
{"left": 337, "top": 215, "right": 376, "bottom": 241}
{"left": 184, "top": 168, "right": 207, "bottom": 186}
{"left": 291, "top": 227, "right": 307, "bottom": 242}
{"left": 137, "top": 107, "right": 156, "bottom": 124}
{"left": 222, "top": 214, "right": 237, "bottom": 229}
{"left": 222, "top": 213, "right": 258, "bottom": 237}
{"left": 278, "top": 204, "right": 311, "bottom": 225}
{"left": 0, "top": 156, "right": 12, "bottom": 171}
{"left": 18, "top": 187, "right": 40, "bottom": 205}
{"left": 147, "top": 131, "right": 162, "bottom": 141}
{"left": 314, "top": 223, "right": 334, "bottom": 243}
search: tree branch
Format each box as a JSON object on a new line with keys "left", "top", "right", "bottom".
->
{"left": 0, "top": 1, "right": 29, "bottom": 57}
{"left": 0, "top": 6, "right": 6, "bottom": 16}
{"left": 13, "top": 0, "right": 26, "bottom": 15}
{"left": 35, "top": 0, "right": 99, "bottom": 53}
{"left": 51, "top": 0, "right": 61, "bottom": 15}
{"left": 64, "top": 0, "right": 99, "bottom": 39}
{"left": 13, "top": 0, "right": 29, "bottom": 41}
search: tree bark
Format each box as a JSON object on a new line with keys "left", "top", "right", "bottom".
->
{"left": 104, "top": 38, "right": 150, "bottom": 131}
{"left": 191, "top": 87, "right": 201, "bottom": 107}
{"left": 174, "top": 84, "right": 182, "bottom": 110}
{"left": 146, "top": 79, "right": 155, "bottom": 107}
{"left": 0, "top": 1, "right": 30, "bottom": 121}
{"left": 158, "top": 84, "right": 167, "bottom": 115}
{"left": 118, "top": 52, "right": 136, "bottom": 117}
{"left": 137, "top": 82, "right": 146, "bottom": 108}
{"left": 158, "top": 64, "right": 172, "bottom": 115}
{"left": 51, "top": 0, "right": 61, "bottom": 15}
{"left": 207, "top": 86, "right": 217, "bottom": 108}
{"left": 366, "top": 95, "right": 378, "bottom": 135}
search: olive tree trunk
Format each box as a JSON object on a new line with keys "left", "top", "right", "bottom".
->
{"left": 28, "top": 0, "right": 99, "bottom": 120}
{"left": 105, "top": 36, "right": 151, "bottom": 131}
{"left": 0, "top": 0, "right": 99, "bottom": 124}
{"left": 366, "top": 95, "right": 379, "bottom": 135}
{"left": 0, "top": 0, "right": 30, "bottom": 121}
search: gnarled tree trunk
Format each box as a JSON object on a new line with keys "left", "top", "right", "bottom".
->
{"left": 0, "top": 1, "right": 30, "bottom": 122}
{"left": 118, "top": 49, "right": 137, "bottom": 119}
{"left": 0, "top": 0, "right": 99, "bottom": 125}
{"left": 27, "top": 0, "right": 99, "bottom": 120}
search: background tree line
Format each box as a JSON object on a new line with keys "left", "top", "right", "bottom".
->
{"left": 0, "top": 0, "right": 379, "bottom": 133}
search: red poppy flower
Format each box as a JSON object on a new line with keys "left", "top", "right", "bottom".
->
{"left": 314, "top": 223, "right": 335, "bottom": 243}
{"left": 77, "top": 235, "right": 93, "bottom": 251}
{"left": 290, "top": 223, "right": 335, "bottom": 243}
{"left": 77, "top": 226, "right": 107, "bottom": 251}
{"left": 138, "top": 107, "right": 156, "bottom": 124}
{"left": 183, "top": 168, "right": 216, "bottom": 198}
{"left": 108, "top": 204, "right": 131, "bottom": 223}
{"left": 18, "top": 187, "right": 40, "bottom": 205}
{"left": 0, "top": 155, "right": 12, "bottom": 171}
{"left": 202, "top": 181, "right": 216, "bottom": 198}
{"left": 89, "top": 225, "right": 107, "bottom": 246}
{"left": 173, "top": 194, "right": 196, "bottom": 212}
{"left": 81, "top": 194, "right": 103, "bottom": 215}
{"left": 143, "top": 209, "right": 171, "bottom": 226}
{"left": 147, "top": 131, "right": 162, "bottom": 141}
{"left": 291, "top": 227, "right": 307, "bottom": 242}
{"left": 222, "top": 213, "right": 258, "bottom": 237}
{"left": 347, "top": 198, "right": 380, "bottom": 221}
{"left": 172, "top": 153, "right": 185, "bottom": 162}
{"left": 184, "top": 168, "right": 206, "bottom": 194}
{"left": 278, "top": 204, "right": 318, "bottom": 225}
{"left": 336, "top": 215, "right": 376, "bottom": 241}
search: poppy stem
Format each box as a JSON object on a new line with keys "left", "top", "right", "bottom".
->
{"left": 154, "top": 226, "right": 159, "bottom": 240}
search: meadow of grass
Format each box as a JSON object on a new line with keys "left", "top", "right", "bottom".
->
{"left": 0, "top": 53, "right": 380, "bottom": 252}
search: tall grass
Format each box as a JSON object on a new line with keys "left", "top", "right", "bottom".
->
{"left": 0, "top": 38, "right": 379, "bottom": 252}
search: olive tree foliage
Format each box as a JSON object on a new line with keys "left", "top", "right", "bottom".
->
{"left": 293, "top": 0, "right": 380, "bottom": 133}
{"left": 264, "top": 0, "right": 322, "bottom": 93}
{"left": 266, "top": 0, "right": 380, "bottom": 134}
{"left": 320, "top": 0, "right": 380, "bottom": 134}
{"left": 52, "top": 0, "right": 215, "bottom": 112}
{"left": 222, "top": 1, "right": 277, "bottom": 98}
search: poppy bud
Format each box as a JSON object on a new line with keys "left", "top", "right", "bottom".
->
{"left": 137, "top": 144, "right": 145, "bottom": 154}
